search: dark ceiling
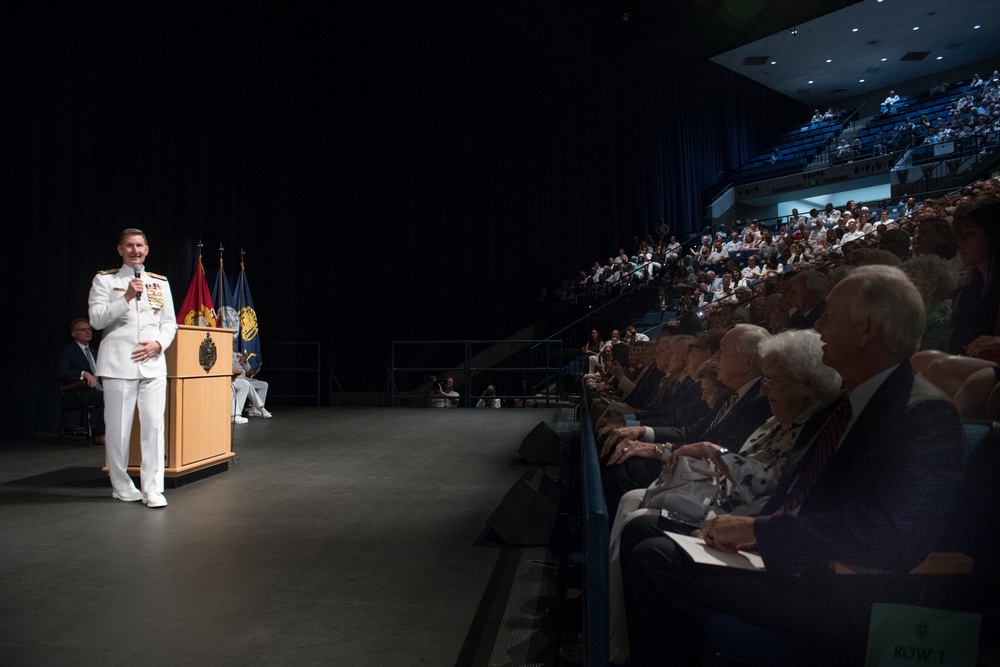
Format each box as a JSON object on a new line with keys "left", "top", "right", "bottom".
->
{"left": 601, "top": 0, "right": 862, "bottom": 70}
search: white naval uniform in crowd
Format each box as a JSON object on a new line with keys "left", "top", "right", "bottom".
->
{"left": 89, "top": 264, "right": 177, "bottom": 496}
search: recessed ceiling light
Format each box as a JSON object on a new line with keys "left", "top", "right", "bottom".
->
{"left": 859, "top": 79, "right": 866, "bottom": 83}
{"left": 770, "top": 61, "right": 777, "bottom": 65}
{"left": 881, "top": 58, "right": 887, "bottom": 62}
{"left": 852, "top": 28, "right": 859, "bottom": 33}
{"left": 974, "top": 25, "right": 981, "bottom": 30}
{"left": 936, "top": 56, "right": 944, "bottom": 60}
{"left": 913, "top": 26, "right": 920, "bottom": 31}
{"left": 808, "top": 80, "right": 814, "bottom": 84}
{"left": 826, "top": 59, "right": 833, "bottom": 63}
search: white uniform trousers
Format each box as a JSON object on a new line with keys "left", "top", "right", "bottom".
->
{"left": 102, "top": 376, "right": 166, "bottom": 495}
{"left": 231, "top": 377, "right": 268, "bottom": 416}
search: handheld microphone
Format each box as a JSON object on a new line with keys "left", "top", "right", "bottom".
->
{"left": 134, "top": 264, "right": 143, "bottom": 300}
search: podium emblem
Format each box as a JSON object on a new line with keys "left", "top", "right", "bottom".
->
{"left": 199, "top": 333, "right": 218, "bottom": 373}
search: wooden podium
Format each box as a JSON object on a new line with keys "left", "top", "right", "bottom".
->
{"left": 125, "top": 325, "right": 236, "bottom": 483}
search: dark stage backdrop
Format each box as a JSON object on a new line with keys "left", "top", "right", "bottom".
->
{"left": 4, "top": 2, "right": 806, "bottom": 434}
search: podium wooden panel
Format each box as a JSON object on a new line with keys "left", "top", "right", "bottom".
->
{"left": 125, "top": 326, "right": 236, "bottom": 481}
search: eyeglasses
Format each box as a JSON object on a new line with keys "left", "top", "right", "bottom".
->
{"left": 761, "top": 375, "right": 787, "bottom": 388}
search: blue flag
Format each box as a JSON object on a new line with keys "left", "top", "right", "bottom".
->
{"left": 211, "top": 256, "right": 239, "bottom": 337}
{"left": 234, "top": 257, "right": 262, "bottom": 375}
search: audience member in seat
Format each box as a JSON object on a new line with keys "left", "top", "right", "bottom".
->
{"left": 619, "top": 265, "right": 963, "bottom": 666}
{"left": 55, "top": 318, "right": 106, "bottom": 445}
{"left": 740, "top": 255, "right": 762, "bottom": 280}
{"left": 949, "top": 192, "right": 1000, "bottom": 354}
{"left": 232, "top": 341, "right": 272, "bottom": 421}
{"left": 583, "top": 346, "right": 615, "bottom": 387}
{"left": 582, "top": 328, "right": 603, "bottom": 374}
{"left": 599, "top": 324, "right": 771, "bottom": 514}
{"left": 786, "top": 270, "right": 828, "bottom": 330}
{"left": 902, "top": 254, "right": 956, "bottom": 351}
{"left": 881, "top": 89, "right": 901, "bottom": 114}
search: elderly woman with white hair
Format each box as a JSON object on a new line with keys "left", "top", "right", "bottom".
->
{"left": 592, "top": 328, "right": 843, "bottom": 666}
{"left": 663, "top": 328, "right": 843, "bottom": 516}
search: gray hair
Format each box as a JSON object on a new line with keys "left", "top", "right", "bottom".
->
{"left": 671, "top": 334, "right": 695, "bottom": 351}
{"left": 902, "top": 254, "right": 958, "bottom": 305}
{"left": 759, "top": 329, "right": 842, "bottom": 395}
{"left": 731, "top": 323, "right": 770, "bottom": 371}
{"left": 845, "top": 265, "right": 926, "bottom": 359}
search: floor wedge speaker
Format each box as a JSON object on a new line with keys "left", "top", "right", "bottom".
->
{"left": 486, "top": 467, "right": 559, "bottom": 546}
{"left": 518, "top": 420, "right": 559, "bottom": 464}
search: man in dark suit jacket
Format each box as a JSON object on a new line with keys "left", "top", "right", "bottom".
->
{"left": 55, "top": 317, "right": 105, "bottom": 442}
{"left": 620, "top": 266, "right": 964, "bottom": 665}
{"left": 600, "top": 324, "right": 773, "bottom": 514}
{"left": 786, "top": 269, "right": 828, "bottom": 330}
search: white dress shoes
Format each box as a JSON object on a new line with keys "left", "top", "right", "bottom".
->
{"left": 112, "top": 489, "right": 144, "bottom": 502}
{"left": 232, "top": 415, "right": 249, "bottom": 424}
{"left": 143, "top": 492, "right": 168, "bottom": 508}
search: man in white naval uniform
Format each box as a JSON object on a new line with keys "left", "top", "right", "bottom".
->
{"left": 89, "top": 228, "right": 177, "bottom": 509}
{"left": 231, "top": 338, "right": 271, "bottom": 422}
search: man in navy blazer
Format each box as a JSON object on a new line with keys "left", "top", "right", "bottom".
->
{"left": 55, "top": 317, "right": 105, "bottom": 443}
{"left": 619, "top": 265, "right": 964, "bottom": 665}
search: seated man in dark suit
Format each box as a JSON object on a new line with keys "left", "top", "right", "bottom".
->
{"left": 55, "top": 317, "right": 105, "bottom": 444}
{"left": 786, "top": 269, "right": 828, "bottom": 330}
{"left": 599, "top": 324, "right": 772, "bottom": 514}
{"left": 620, "top": 265, "right": 964, "bottom": 665}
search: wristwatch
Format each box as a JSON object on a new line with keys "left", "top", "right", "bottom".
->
{"left": 653, "top": 443, "right": 666, "bottom": 459}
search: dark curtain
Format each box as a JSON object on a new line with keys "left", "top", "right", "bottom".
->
{"left": 3, "top": 1, "right": 804, "bottom": 434}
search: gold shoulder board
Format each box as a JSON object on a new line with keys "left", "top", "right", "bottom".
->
{"left": 147, "top": 272, "right": 168, "bottom": 281}
{"left": 97, "top": 269, "right": 118, "bottom": 275}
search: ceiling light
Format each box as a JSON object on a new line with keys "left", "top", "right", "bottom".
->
{"left": 881, "top": 58, "right": 887, "bottom": 62}
{"left": 936, "top": 56, "right": 943, "bottom": 60}
{"left": 770, "top": 61, "right": 776, "bottom": 65}
{"left": 912, "top": 26, "right": 920, "bottom": 31}
{"left": 852, "top": 28, "right": 859, "bottom": 33}
{"left": 859, "top": 79, "right": 865, "bottom": 83}
{"left": 826, "top": 59, "right": 832, "bottom": 63}
{"left": 974, "top": 25, "right": 981, "bottom": 30}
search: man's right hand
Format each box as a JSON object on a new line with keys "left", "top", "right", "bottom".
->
{"left": 82, "top": 371, "right": 98, "bottom": 388}
{"left": 125, "top": 277, "right": 144, "bottom": 302}
{"left": 599, "top": 425, "right": 645, "bottom": 457}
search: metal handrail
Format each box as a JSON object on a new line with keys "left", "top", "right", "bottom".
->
{"left": 388, "top": 339, "right": 566, "bottom": 407}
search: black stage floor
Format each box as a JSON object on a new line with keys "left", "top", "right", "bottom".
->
{"left": 0, "top": 407, "right": 566, "bottom": 666}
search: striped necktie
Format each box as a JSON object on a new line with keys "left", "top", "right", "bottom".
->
{"left": 83, "top": 346, "right": 96, "bottom": 374}
{"left": 776, "top": 397, "right": 853, "bottom": 515}
{"left": 707, "top": 391, "right": 740, "bottom": 431}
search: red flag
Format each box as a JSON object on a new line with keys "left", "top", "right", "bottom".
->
{"left": 178, "top": 253, "right": 218, "bottom": 327}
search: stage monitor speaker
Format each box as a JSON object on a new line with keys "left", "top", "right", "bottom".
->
{"left": 518, "top": 421, "right": 559, "bottom": 465}
{"left": 486, "top": 467, "right": 559, "bottom": 546}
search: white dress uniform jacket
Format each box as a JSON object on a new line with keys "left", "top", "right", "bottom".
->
{"left": 89, "top": 264, "right": 177, "bottom": 377}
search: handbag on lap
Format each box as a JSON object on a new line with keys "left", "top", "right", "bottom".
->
{"left": 640, "top": 457, "right": 720, "bottom": 523}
